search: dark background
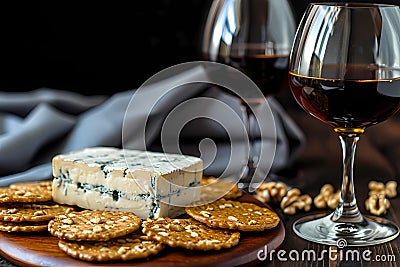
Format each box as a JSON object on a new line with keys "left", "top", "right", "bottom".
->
{"left": 2, "top": 0, "right": 400, "bottom": 179}
{"left": 1, "top": 3, "right": 400, "bottom": 265}
{"left": 1, "top": 0, "right": 399, "bottom": 95}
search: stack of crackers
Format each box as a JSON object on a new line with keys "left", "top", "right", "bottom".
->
{"left": 0, "top": 181, "right": 74, "bottom": 232}
{"left": 0, "top": 177, "right": 281, "bottom": 263}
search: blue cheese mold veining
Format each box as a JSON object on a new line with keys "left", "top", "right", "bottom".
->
{"left": 52, "top": 147, "right": 202, "bottom": 219}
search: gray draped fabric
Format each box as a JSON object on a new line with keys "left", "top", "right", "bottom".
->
{"left": 0, "top": 85, "right": 304, "bottom": 187}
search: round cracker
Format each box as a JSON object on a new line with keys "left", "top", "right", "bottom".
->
{"left": 9, "top": 180, "right": 53, "bottom": 192}
{"left": 58, "top": 232, "right": 163, "bottom": 262}
{"left": 0, "top": 221, "right": 49, "bottom": 232}
{"left": 142, "top": 217, "right": 240, "bottom": 251}
{"left": 0, "top": 187, "right": 52, "bottom": 203}
{"left": 48, "top": 210, "right": 142, "bottom": 241}
{"left": 200, "top": 176, "right": 243, "bottom": 202}
{"left": 0, "top": 202, "right": 74, "bottom": 222}
{"left": 185, "top": 199, "right": 280, "bottom": 231}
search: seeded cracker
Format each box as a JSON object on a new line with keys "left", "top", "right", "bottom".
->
{"left": 0, "top": 202, "right": 74, "bottom": 222}
{"left": 142, "top": 217, "right": 240, "bottom": 251}
{"left": 9, "top": 180, "right": 53, "bottom": 192}
{"left": 48, "top": 210, "right": 142, "bottom": 241}
{"left": 200, "top": 176, "right": 243, "bottom": 202}
{"left": 58, "top": 232, "right": 163, "bottom": 262}
{"left": 0, "top": 187, "right": 52, "bottom": 203}
{"left": 185, "top": 199, "right": 280, "bottom": 231}
{"left": 0, "top": 221, "right": 49, "bottom": 232}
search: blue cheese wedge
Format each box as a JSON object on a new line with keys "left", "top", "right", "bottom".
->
{"left": 52, "top": 147, "right": 202, "bottom": 219}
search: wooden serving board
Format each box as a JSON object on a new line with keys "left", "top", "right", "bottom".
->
{"left": 0, "top": 194, "right": 284, "bottom": 267}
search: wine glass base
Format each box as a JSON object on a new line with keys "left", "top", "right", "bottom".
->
{"left": 293, "top": 212, "right": 399, "bottom": 247}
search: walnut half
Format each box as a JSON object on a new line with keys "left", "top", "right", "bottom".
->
{"left": 280, "top": 189, "right": 312, "bottom": 215}
{"left": 365, "top": 194, "right": 390, "bottom": 216}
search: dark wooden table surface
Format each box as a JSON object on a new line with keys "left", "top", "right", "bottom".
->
{"left": 1, "top": 91, "right": 399, "bottom": 267}
{"left": 256, "top": 92, "right": 400, "bottom": 267}
{"left": 259, "top": 176, "right": 400, "bottom": 267}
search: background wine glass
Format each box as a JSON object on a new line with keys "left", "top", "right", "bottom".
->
{"left": 289, "top": 3, "right": 400, "bottom": 246}
{"left": 201, "top": 0, "right": 296, "bottom": 189}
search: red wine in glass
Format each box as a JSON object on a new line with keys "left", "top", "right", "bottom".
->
{"left": 229, "top": 54, "right": 289, "bottom": 96}
{"left": 289, "top": 65, "right": 400, "bottom": 134}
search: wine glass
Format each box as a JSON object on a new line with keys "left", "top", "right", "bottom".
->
{"left": 290, "top": 3, "right": 400, "bottom": 246}
{"left": 201, "top": 0, "right": 296, "bottom": 189}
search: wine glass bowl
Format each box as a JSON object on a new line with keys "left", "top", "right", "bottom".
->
{"left": 289, "top": 3, "right": 400, "bottom": 246}
{"left": 201, "top": 0, "right": 296, "bottom": 189}
{"left": 203, "top": 0, "right": 296, "bottom": 97}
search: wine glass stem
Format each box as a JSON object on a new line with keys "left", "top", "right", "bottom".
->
{"left": 241, "top": 102, "right": 258, "bottom": 186}
{"left": 332, "top": 134, "right": 364, "bottom": 223}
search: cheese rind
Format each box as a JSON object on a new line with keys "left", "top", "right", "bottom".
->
{"left": 52, "top": 147, "right": 202, "bottom": 219}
